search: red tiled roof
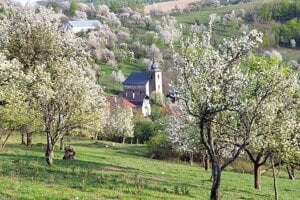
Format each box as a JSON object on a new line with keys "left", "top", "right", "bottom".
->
{"left": 121, "top": 99, "right": 136, "bottom": 109}
{"left": 109, "top": 96, "right": 136, "bottom": 109}
{"left": 161, "top": 103, "right": 181, "bottom": 117}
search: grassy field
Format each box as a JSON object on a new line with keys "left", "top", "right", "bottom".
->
{"left": 174, "top": 0, "right": 282, "bottom": 25}
{"left": 0, "top": 135, "right": 299, "bottom": 200}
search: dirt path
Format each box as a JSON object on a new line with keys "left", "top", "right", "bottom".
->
{"left": 144, "top": 0, "right": 199, "bottom": 14}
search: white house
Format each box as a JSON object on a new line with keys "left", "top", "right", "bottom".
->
{"left": 142, "top": 96, "right": 151, "bottom": 117}
{"left": 64, "top": 20, "right": 101, "bottom": 33}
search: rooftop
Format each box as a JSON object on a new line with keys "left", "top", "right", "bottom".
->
{"left": 109, "top": 97, "right": 136, "bottom": 109}
{"left": 67, "top": 20, "right": 101, "bottom": 28}
{"left": 123, "top": 72, "right": 149, "bottom": 85}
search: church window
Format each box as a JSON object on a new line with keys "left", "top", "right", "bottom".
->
{"left": 133, "top": 92, "right": 135, "bottom": 99}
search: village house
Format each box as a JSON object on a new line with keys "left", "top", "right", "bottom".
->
{"left": 64, "top": 20, "right": 101, "bottom": 33}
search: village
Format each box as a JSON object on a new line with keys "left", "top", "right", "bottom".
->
{"left": 0, "top": 0, "right": 299, "bottom": 199}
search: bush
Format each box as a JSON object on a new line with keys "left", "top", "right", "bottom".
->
{"left": 147, "top": 133, "right": 174, "bottom": 159}
{"left": 134, "top": 119, "right": 155, "bottom": 143}
{"left": 69, "top": 0, "right": 78, "bottom": 16}
{"left": 150, "top": 91, "right": 165, "bottom": 107}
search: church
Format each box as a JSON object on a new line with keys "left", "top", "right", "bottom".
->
{"left": 122, "top": 60, "right": 163, "bottom": 110}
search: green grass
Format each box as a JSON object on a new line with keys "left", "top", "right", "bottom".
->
{"left": 175, "top": 0, "right": 279, "bottom": 25}
{"left": 0, "top": 135, "right": 299, "bottom": 199}
{"left": 278, "top": 47, "right": 300, "bottom": 62}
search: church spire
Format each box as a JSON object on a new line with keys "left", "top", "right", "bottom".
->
{"left": 150, "top": 58, "right": 159, "bottom": 71}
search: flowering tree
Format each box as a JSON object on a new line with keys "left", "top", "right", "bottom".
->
{"left": 110, "top": 70, "right": 125, "bottom": 83}
{"left": 111, "top": 104, "right": 134, "bottom": 144}
{"left": 173, "top": 14, "right": 263, "bottom": 200}
{"left": 96, "top": 5, "right": 121, "bottom": 27}
{"left": 263, "top": 86, "right": 299, "bottom": 199}
{"left": 167, "top": 115, "right": 202, "bottom": 165}
{"left": 155, "top": 15, "right": 182, "bottom": 44}
{"left": 240, "top": 56, "right": 299, "bottom": 190}
{"left": 0, "top": 8, "right": 106, "bottom": 165}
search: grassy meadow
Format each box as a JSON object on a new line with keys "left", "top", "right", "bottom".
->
{"left": 175, "top": 0, "right": 279, "bottom": 25}
{"left": 0, "top": 135, "right": 299, "bottom": 200}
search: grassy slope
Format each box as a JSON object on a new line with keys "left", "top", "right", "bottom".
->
{"left": 99, "top": 62, "right": 144, "bottom": 96}
{"left": 0, "top": 136, "right": 299, "bottom": 200}
{"left": 175, "top": 0, "right": 279, "bottom": 24}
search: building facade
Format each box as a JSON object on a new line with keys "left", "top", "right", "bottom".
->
{"left": 122, "top": 60, "right": 163, "bottom": 107}
{"left": 64, "top": 20, "right": 101, "bottom": 33}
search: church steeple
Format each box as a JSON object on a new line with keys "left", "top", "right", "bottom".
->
{"left": 148, "top": 58, "right": 163, "bottom": 94}
{"left": 150, "top": 58, "right": 160, "bottom": 71}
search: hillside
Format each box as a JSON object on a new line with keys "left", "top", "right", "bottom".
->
{"left": 0, "top": 136, "right": 299, "bottom": 200}
{"left": 0, "top": 1, "right": 299, "bottom": 200}
{"left": 173, "top": 0, "right": 300, "bottom": 61}
{"left": 144, "top": 0, "right": 199, "bottom": 14}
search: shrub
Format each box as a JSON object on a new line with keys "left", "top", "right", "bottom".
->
{"left": 69, "top": 0, "right": 78, "bottom": 16}
{"left": 147, "top": 133, "right": 173, "bottom": 159}
{"left": 134, "top": 119, "right": 154, "bottom": 144}
{"left": 150, "top": 91, "right": 165, "bottom": 107}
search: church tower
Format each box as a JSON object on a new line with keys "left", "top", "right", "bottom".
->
{"left": 148, "top": 59, "right": 163, "bottom": 94}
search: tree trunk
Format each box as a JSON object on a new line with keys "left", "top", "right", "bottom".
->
{"left": 189, "top": 152, "right": 194, "bottom": 165}
{"left": 1, "top": 132, "right": 12, "bottom": 148}
{"left": 204, "top": 153, "right": 210, "bottom": 170}
{"left": 210, "top": 161, "right": 221, "bottom": 200}
{"left": 254, "top": 164, "right": 262, "bottom": 190}
{"left": 136, "top": 138, "right": 139, "bottom": 144}
{"left": 21, "top": 131, "right": 26, "bottom": 145}
{"left": 286, "top": 164, "right": 295, "bottom": 180}
{"left": 60, "top": 137, "right": 64, "bottom": 150}
{"left": 45, "top": 132, "right": 54, "bottom": 165}
{"left": 26, "top": 131, "right": 32, "bottom": 146}
{"left": 271, "top": 157, "right": 279, "bottom": 200}
{"left": 46, "top": 146, "right": 54, "bottom": 165}
{"left": 122, "top": 136, "right": 126, "bottom": 144}
{"left": 130, "top": 138, "right": 133, "bottom": 144}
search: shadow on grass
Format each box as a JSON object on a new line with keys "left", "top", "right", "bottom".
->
{"left": 0, "top": 150, "right": 199, "bottom": 199}
{"left": 5, "top": 143, "right": 46, "bottom": 153}
{"left": 0, "top": 193, "right": 15, "bottom": 200}
{"left": 226, "top": 187, "right": 270, "bottom": 199}
{"left": 115, "top": 145, "right": 148, "bottom": 158}
{"left": 0, "top": 152, "right": 142, "bottom": 190}
{"left": 70, "top": 142, "right": 149, "bottom": 158}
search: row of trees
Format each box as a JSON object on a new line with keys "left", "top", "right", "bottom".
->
{"left": 259, "top": 0, "right": 300, "bottom": 22}
{"left": 0, "top": 8, "right": 106, "bottom": 165}
{"left": 170, "top": 14, "right": 300, "bottom": 200}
